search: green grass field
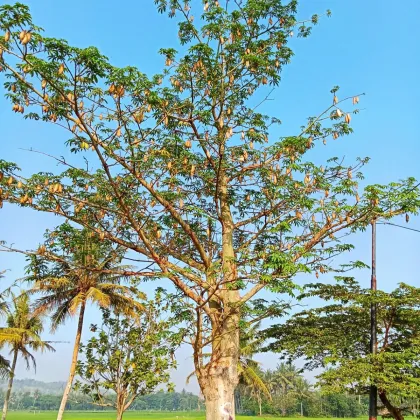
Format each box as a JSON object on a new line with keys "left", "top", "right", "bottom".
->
{"left": 2, "top": 412, "right": 366, "bottom": 420}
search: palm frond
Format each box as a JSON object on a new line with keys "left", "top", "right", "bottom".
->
{"left": 242, "top": 365, "right": 272, "bottom": 399}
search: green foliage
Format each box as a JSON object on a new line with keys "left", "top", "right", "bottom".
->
{"left": 74, "top": 296, "right": 179, "bottom": 415}
{"left": 1, "top": 1, "right": 418, "bottom": 313}
{"left": 264, "top": 280, "right": 420, "bottom": 417}
{"left": 24, "top": 223, "right": 145, "bottom": 330}
{"left": 0, "top": 0, "right": 419, "bottom": 408}
{"left": 3, "top": 293, "right": 54, "bottom": 370}
{"left": 235, "top": 361, "right": 368, "bottom": 418}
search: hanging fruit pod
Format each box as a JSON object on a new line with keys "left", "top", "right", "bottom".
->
{"left": 58, "top": 63, "right": 65, "bottom": 75}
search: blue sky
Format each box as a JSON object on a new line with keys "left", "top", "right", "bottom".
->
{"left": 0, "top": 0, "right": 419, "bottom": 392}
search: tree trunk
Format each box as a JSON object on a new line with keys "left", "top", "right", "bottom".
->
{"left": 282, "top": 407, "right": 286, "bottom": 417}
{"left": 300, "top": 401, "right": 303, "bottom": 417}
{"left": 258, "top": 396, "right": 262, "bottom": 416}
{"left": 200, "top": 311, "right": 240, "bottom": 420}
{"left": 199, "top": 161, "right": 240, "bottom": 420}
{"left": 116, "top": 409, "right": 124, "bottom": 420}
{"left": 1, "top": 348, "right": 18, "bottom": 420}
{"left": 56, "top": 302, "right": 86, "bottom": 420}
{"left": 378, "top": 390, "right": 404, "bottom": 420}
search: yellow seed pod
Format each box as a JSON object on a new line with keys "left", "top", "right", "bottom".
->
{"left": 58, "top": 63, "right": 65, "bottom": 75}
{"left": 345, "top": 113, "right": 351, "bottom": 124}
{"left": 4, "top": 31, "right": 10, "bottom": 42}
{"left": 22, "top": 32, "right": 31, "bottom": 45}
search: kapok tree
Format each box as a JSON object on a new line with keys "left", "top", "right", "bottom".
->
{"left": 0, "top": 2, "right": 419, "bottom": 420}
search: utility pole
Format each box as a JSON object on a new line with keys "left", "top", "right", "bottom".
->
{"left": 369, "top": 219, "right": 377, "bottom": 420}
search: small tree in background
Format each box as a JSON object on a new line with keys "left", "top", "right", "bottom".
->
{"left": 0, "top": 2, "right": 419, "bottom": 419}
{"left": 264, "top": 280, "right": 420, "bottom": 420}
{"left": 75, "top": 295, "right": 178, "bottom": 420}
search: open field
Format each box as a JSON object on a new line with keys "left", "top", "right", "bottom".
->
{"left": 2, "top": 413, "right": 375, "bottom": 420}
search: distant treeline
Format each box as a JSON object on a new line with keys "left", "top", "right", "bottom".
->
{"left": 0, "top": 388, "right": 201, "bottom": 412}
{"left": 0, "top": 378, "right": 66, "bottom": 395}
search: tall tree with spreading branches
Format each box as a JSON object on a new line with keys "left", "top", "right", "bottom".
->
{"left": 0, "top": 2, "right": 419, "bottom": 420}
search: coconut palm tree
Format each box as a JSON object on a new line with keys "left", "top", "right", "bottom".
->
{"left": 25, "top": 224, "right": 145, "bottom": 420}
{"left": 238, "top": 323, "right": 271, "bottom": 415}
{"left": 0, "top": 273, "right": 18, "bottom": 377}
{"left": 269, "top": 363, "right": 301, "bottom": 416}
{"left": 1, "top": 293, "right": 55, "bottom": 420}
{"left": 292, "top": 376, "right": 313, "bottom": 417}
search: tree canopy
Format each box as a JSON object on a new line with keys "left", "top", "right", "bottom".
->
{"left": 264, "top": 280, "right": 420, "bottom": 420}
{"left": 0, "top": 1, "right": 419, "bottom": 419}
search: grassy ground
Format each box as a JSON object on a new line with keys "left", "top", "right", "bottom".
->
{"left": 3, "top": 412, "right": 366, "bottom": 420}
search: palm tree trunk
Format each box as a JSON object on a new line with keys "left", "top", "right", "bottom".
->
{"left": 56, "top": 301, "right": 86, "bottom": 420}
{"left": 1, "top": 348, "right": 18, "bottom": 420}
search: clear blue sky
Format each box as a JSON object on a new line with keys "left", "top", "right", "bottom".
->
{"left": 0, "top": 0, "right": 419, "bottom": 392}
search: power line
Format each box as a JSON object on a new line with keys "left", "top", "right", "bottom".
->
{"left": 377, "top": 222, "right": 420, "bottom": 234}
